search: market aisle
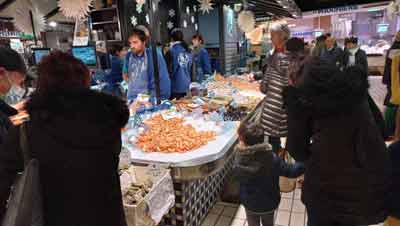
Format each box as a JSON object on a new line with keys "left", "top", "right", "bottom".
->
{"left": 201, "top": 188, "right": 306, "bottom": 226}
{"left": 202, "top": 187, "right": 384, "bottom": 226}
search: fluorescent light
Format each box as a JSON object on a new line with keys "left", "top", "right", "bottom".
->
{"left": 49, "top": 21, "right": 57, "bottom": 27}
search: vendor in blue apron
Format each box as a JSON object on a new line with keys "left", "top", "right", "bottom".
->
{"left": 165, "top": 29, "right": 193, "bottom": 100}
{"left": 191, "top": 34, "right": 211, "bottom": 83}
{"left": 122, "top": 27, "right": 171, "bottom": 103}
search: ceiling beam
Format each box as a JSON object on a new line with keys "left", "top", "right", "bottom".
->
{"left": 45, "top": 7, "right": 60, "bottom": 20}
{"left": 0, "top": 0, "right": 16, "bottom": 12}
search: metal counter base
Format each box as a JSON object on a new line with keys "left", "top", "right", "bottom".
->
{"left": 159, "top": 144, "right": 236, "bottom": 226}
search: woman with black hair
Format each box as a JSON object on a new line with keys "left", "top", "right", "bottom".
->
{"left": 285, "top": 57, "right": 389, "bottom": 226}
{"left": 166, "top": 29, "right": 193, "bottom": 100}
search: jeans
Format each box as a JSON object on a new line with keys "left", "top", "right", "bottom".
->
{"left": 245, "top": 209, "right": 274, "bottom": 226}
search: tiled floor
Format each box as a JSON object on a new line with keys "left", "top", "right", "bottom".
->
{"left": 202, "top": 188, "right": 307, "bottom": 226}
{"left": 202, "top": 188, "right": 385, "bottom": 226}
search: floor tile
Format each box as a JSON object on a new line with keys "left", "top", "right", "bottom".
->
{"left": 279, "top": 198, "right": 293, "bottom": 211}
{"left": 294, "top": 189, "right": 302, "bottom": 200}
{"left": 201, "top": 213, "right": 219, "bottom": 226}
{"left": 276, "top": 210, "right": 291, "bottom": 226}
{"left": 281, "top": 191, "right": 294, "bottom": 199}
{"left": 234, "top": 205, "right": 247, "bottom": 220}
{"left": 290, "top": 213, "right": 305, "bottom": 226}
{"left": 211, "top": 204, "right": 224, "bottom": 215}
{"left": 292, "top": 200, "right": 306, "bottom": 213}
{"left": 216, "top": 216, "right": 233, "bottom": 226}
{"left": 220, "top": 202, "right": 240, "bottom": 208}
{"left": 222, "top": 206, "right": 239, "bottom": 217}
{"left": 230, "top": 218, "right": 245, "bottom": 226}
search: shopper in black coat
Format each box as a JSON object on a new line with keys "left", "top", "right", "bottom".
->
{"left": 0, "top": 47, "right": 26, "bottom": 144}
{"left": 285, "top": 57, "right": 390, "bottom": 226}
{"left": 0, "top": 52, "right": 129, "bottom": 226}
{"left": 343, "top": 37, "right": 368, "bottom": 74}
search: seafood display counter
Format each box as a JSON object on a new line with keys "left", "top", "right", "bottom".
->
{"left": 122, "top": 75, "right": 263, "bottom": 226}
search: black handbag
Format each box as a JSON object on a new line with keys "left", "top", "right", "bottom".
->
{"left": 1, "top": 122, "right": 43, "bottom": 226}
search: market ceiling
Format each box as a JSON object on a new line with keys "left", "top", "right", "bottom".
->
{"left": 294, "top": 0, "right": 388, "bottom": 11}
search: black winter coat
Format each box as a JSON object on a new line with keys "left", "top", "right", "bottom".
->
{"left": 0, "top": 99, "right": 17, "bottom": 145}
{"left": 388, "top": 141, "right": 400, "bottom": 219}
{"left": 343, "top": 48, "right": 369, "bottom": 74}
{"left": 233, "top": 144, "right": 304, "bottom": 213}
{"left": 284, "top": 68, "right": 390, "bottom": 225}
{"left": 0, "top": 88, "right": 129, "bottom": 226}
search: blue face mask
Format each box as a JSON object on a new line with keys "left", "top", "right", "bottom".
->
{"left": 4, "top": 73, "right": 25, "bottom": 105}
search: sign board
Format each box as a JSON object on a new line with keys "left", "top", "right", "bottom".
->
{"left": 73, "top": 19, "right": 90, "bottom": 46}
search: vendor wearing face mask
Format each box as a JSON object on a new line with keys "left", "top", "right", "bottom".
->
{"left": 0, "top": 47, "right": 27, "bottom": 144}
{"left": 343, "top": 36, "right": 368, "bottom": 74}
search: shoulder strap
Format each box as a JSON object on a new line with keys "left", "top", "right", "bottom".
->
{"left": 19, "top": 122, "right": 31, "bottom": 166}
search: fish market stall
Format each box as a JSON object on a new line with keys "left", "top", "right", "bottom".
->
{"left": 121, "top": 74, "right": 263, "bottom": 226}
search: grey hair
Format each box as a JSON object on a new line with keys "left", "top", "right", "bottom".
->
{"left": 270, "top": 23, "right": 290, "bottom": 40}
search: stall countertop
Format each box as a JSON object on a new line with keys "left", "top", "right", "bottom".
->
{"left": 126, "top": 121, "right": 239, "bottom": 168}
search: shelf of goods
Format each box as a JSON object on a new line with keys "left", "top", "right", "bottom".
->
{"left": 121, "top": 74, "right": 264, "bottom": 226}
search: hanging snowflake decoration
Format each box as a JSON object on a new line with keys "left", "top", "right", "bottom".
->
{"left": 169, "top": 9, "right": 176, "bottom": 17}
{"left": 191, "top": 16, "right": 195, "bottom": 23}
{"left": 146, "top": 14, "right": 150, "bottom": 24}
{"left": 238, "top": 10, "right": 255, "bottom": 33}
{"left": 186, "top": 6, "right": 190, "bottom": 14}
{"left": 167, "top": 21, "right": 174, "bottom": 30}
{"left": 14, "top": 0, "right": 46, "bottom": 36}
{"left": 58, "top": 0, "right": 93, "bottom": 19}
{"left": 183, "top": 20, "right": 188, "bottom": 28}
{"left": 198, "top": 0, "right": 213, "bottom": 14}
{"left": 131, "top": 16, "right": 138, "bottom": 26}
{"left": 136, "top": 4, "right": 143, "bottom": 13}
{"left": 387, "top": 0, "right": 400, "bottom": 20}
{"left": 136, "top": 0, "right": 146, "bottom": 7}
{"left": 195, "top": 23, "right": 198, "bottom": 31}
{"left": 193, "top": 5, "right": 197, "bottom": 12}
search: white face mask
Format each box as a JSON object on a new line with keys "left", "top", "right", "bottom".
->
{"left": 4, "top": 73, "right": 25, "bottom": 105}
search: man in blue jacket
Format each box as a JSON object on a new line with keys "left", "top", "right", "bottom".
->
{"left": 165, "top": 29, "right": 193, "bottom": 100}
{"left": 123, "top": 27, "right": 171, "bottom": 103}
{"left": 192, "top": 35, "right": 211, "bottom": 82}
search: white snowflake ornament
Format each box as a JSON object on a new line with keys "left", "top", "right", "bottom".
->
{"left": 136, "top": 4, "right": 143, "bottom": 13}
{"left": 193, "top": 5, "right": 197, "bottom": 12}
{"left": 146, "top": 14, "right": 150, "bottom": 24}
{"left": 167, "top": 21, "right": 174, "bottom": 30}
{"left": 195, "top": 23, "right": 198, "bottom": 31}
{"left": 131, "top": 16, "right": 137, "bottom": 26}
{"left": 14, "top": 0, "right": 46, "bottom": 36}
{"left": 238, "top": 10, "right": 255, "bottom": 33}
{"left": 191, "top": 16, "right": 195, "bottom": 23}
{"left": 183, "top": 20, "right": 187, "bottom": 28}
{"left": 186, "top": 6, "right": 190, "bottom": 14}
{"left": 169, "top": 9, "right": 175, "bottom": 17}
{"left": 58, "top": 0, "right": 93, "bottom": 19}
{"left": 198, "top": 0, "right": 213, "bottom": 14}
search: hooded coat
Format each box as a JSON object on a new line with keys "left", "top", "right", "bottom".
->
{"left": 0, "top": 88, "right": 129, "bottom": 226}
{"left": 284, "top": 61, "right": 390, "bottom": 225}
